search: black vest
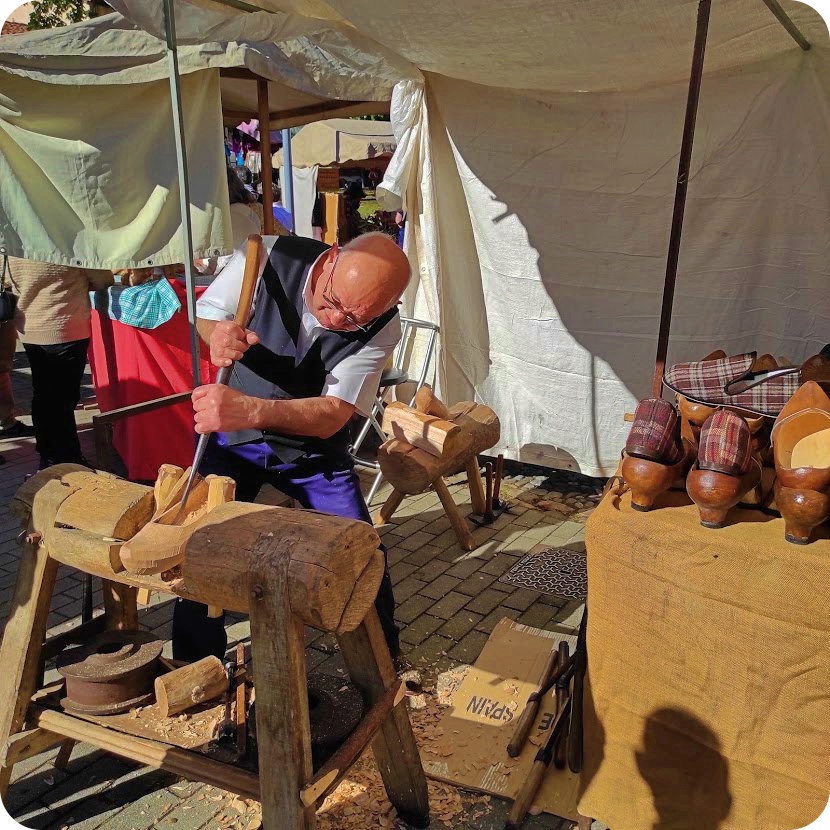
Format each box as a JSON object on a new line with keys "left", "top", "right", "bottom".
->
{"left": 225, "top": 235, "right": 398, "bottom": 463}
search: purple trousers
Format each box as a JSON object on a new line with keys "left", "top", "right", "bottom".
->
{"left": 171, "top": 438, "right": 399, "bottom": 661}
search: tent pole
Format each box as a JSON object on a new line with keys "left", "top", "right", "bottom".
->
{"left": 163, "top": 0, "right": 202, "bottom": 388}
{"left": 651, "top": 0, "right": 711, "bottom": 398}
{"left": 759, "top": 0, "right": 810, "bottom": 50}
{"left": 257, "top": 80, "right": 275, "bottom": 235}
{"left": 281, "top": 128, "right": 295, "bottom": 232}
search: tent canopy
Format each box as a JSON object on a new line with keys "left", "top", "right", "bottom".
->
{"left": 272, "top": 118, "right": 395, "bottom": 167}
{"left": 0, "top": 11, "right": 415, "bottom": 268}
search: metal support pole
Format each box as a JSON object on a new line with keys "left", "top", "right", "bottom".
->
{"left": 257, "top": 80, "right": 275, "bottom": 235}
{"left": 759, "top": 0, "right": 811, "bottom": 50}
{"left": 281, "top": 127, "right": 295, "bottom": 233}
{"left": 651, "top": 0, "right": 711, "bottom": 398}
{"left": 163, "top": 0, "right": 202, "bottom": 387}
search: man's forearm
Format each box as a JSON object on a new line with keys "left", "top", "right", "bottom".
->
{"left": 251, "top": 396, "right": 354, "bottom": 440}
{"left": 196, "top": 317, "right": 218, "bottom": 346}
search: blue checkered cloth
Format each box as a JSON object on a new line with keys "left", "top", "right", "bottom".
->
{"left": 92, "top": 279, "right": 181, "bottom": 329}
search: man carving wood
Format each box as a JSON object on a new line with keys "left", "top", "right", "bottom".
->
{"left": 172, "top": 232, "right": 410, "bottom": 662}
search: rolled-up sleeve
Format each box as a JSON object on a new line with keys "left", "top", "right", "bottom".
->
{"left": 321, "top": 316, "right": 402, "bottom": 416}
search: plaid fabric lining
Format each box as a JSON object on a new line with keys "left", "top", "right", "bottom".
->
{"left": 664, "top": 352, "right": 801, "bottom": 417}
{"left": 625, "top": 398, "right": 683, "bottom": 464}
{"left": 698, "top": 410, "right": 752, "bottom": 476}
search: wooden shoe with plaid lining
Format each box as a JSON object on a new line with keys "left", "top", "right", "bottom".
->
{"left": 772, "top": 381, "right": 830, "bottom": 545}
{"left": 622, "top": 398, "right": 693, "bottom": 512}
{"left": 687, "top": 410, "right": 762, "bottom": 529}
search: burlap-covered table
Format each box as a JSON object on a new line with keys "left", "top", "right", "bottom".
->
{"left": 580, "top": 487, "right": 830, "bottom": 830}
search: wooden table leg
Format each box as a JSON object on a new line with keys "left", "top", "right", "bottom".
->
{"left": 338, "top": 609, "right": 430, "bottom": 828}
{"left": 53, "top": 740, "right": 76, "bottom": 770}
{"left": 433, "top": 477, "right": 476, "bottom": 552}
{"left": 577, "top": 815, "right": 593, "bottom": 830}
{"left": 374, "top": 488, "right": 405, "bottom": 527}
{"left": 249, "top": 577, "right": 314, "bottom": 830}
{"left": 102, "top": 580, "right": 138, "bottom": 631}
{"left": 0, "top": 538, "right": 59, "bottom": 800}
{"left": 466, "top": 457, "right": 486, "bottom": 515}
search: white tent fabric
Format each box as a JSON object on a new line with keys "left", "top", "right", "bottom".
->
{"left": 272, "top": 118, "right": 396, "bottom": 167}
{"left": 281, "top": 163, "right": 319, "bottom": 238}
{"left": 0, "top": 12, "right": 417, "bottom": 267}
{"left": 17, "top": 1, "right": 830, "bottom": 473}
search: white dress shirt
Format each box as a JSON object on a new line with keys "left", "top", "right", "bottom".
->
{"left": 196, "top": 236, "right": 401, "bottom": 417}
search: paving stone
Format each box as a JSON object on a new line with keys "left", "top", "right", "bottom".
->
{"left": 403, "top": 634, "right": 455, "bottom": 669}
{"left": 403, "top": 544, "right": 444, "bottom": 567}
{"left": 464, "top": 587, "right": 507, "bottom": 616}
{"left": 445, "top": 558, "right": 483, "bottom": 579}
{"left": 397, "top": 530, "right": 438, "bottom": 552}
{"left": 476, "top": 606, "right": 520, "bottom": 633}
{"left": 479, "top": 554, "right": 519, "bottom": 578}
{"left": 420, "top": 515, "right": 453, "bottom": 536}
{"left": 437, "top": 611, "right": 483, "bottom": 642}
{"left": 428, "top": 591, "right": 471, "bottom": 620}
{"left": 513, "top": 511, "right": 544, "bottom": 528}
{"left": 518, "top": 603, "right": 561, "bottom": 630}
{"left": 411, "top": 558, "right": 452, "bottom": 582}
{"left": 448, "top": 630, "right": 490, "bottom": 664}
{"left": 501, "top": 588, "right": 543, "bottom": 612}
{"left": 44, "top": 795, "right": 122, "bottom": 829}
{"left": 400, "top": 614, "right": 444, "bottom": 646}
{"left": 419, "top": 573, "right": 461, "bottom": 601}
{"left": 394, "top": 575, "right": 428, "bottom": 603}
{"left": 455, "top": 571, "right": 497, "bottom": 597}
{"left": 395, "top": 593, "right": 436, "bottom": 624}
{"left": 99, "top": 789, "right": 180, "bottom": 830}
{"left": 389, "top": 560, "right": 418, "bottom": 584}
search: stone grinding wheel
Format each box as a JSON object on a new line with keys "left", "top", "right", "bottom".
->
{"left": 57, "top": 631, "right": 164, "bottom": 716}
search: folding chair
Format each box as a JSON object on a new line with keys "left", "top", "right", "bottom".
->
{"left": 350, "top": 317, "right": 439, "bottom": 504}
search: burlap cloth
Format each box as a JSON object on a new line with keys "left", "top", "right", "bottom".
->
{"left": 580, "top": 487, "right": 830, "bottom": 830}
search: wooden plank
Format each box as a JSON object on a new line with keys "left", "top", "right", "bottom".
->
{"left": 337, "top": 609, "right": 430, "bottom": 827}
{"left": 0, "top": 535, "right": 58, "bottom": 798}
{"left": 30, "top": 706, "right": 259, "bottom": 800}
{"left": 249, "top": 562, "right": 314, "bottom": 829}
{"left": 1, "top": 727, "right": 64, "bottom": 766}
{"left": 258, "top": 79, "right": 275, "bottom": 236}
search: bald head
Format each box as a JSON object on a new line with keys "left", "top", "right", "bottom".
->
{"left": 311, "top": 232, "right": 411, "bottom": 332}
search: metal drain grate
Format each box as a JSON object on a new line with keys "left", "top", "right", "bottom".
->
{"left": 499, "top": 546, "right": 587, "bottom": 601}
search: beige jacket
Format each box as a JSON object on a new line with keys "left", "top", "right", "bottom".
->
{"left": 5, "top": 258, "right": 113, "bottom": 345}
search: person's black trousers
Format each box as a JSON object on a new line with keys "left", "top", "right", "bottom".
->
{"left": 23, "top": 339, "right": 89, "bottom": 466}
{"left": 172, "top": 440, "right": 399, "bottom": 662}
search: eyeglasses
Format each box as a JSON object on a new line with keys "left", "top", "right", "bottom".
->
{"left": 321, "top": 250, "right": 373, "bottom": 333}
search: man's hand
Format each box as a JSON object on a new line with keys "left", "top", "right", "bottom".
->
{"left": 192, "top": 385, "right": 263, "bottom": 434}
{"left": 209, "top": 320, "right": 259, "bottom": 369}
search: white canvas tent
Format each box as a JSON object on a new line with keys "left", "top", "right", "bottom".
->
{"left": 272, "top": 118, "right": 396, "bottom": 168}
{"left": 0, "top": 11, "right": 414, "bottom": 269}
{"left": 8, "top": 0, "right": 830, "bottom": 474}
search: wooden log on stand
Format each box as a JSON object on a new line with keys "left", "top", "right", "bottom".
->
{"left": 154, "top": 656, "right": 228, "bottom": 718}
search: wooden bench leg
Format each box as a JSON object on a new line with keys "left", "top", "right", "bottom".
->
{"left": 466, "top": 457, "right": 486, "bottom": 515}
{"left": 102, "top": 580, "right": 138, "bottom": 631}
{"left": 53, "top": 740, "right": 76, "bottom": 771}
{"left": 0, "top": 538, "right": 59, "bottom": 801}
{"left": 433, "top": 477, "right": 476, "bottom": 552}
{"left": 249, "top": 576, "right": 314, "bottom": 830}
{"left": 577, "top": 815, "right": 593, "bottom": 830}
{"left": 374, "top": 488, "right": 405, "bottom": 527}
{"left": 338, "top": 609, "right": 430, "bottom": 828}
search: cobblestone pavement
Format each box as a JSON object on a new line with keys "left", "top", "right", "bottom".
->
{"left": 0, "top": 348, "right": 603, "bottom": 830}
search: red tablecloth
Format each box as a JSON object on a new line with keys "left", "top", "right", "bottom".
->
{"left": 89, "top": 280, "right": 215, "bottom": 481}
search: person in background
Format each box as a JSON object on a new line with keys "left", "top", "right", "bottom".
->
{"left": 0, "top": 318, "right": 34, "bottom": 443}
{"left": 5, "top": 257, "right": 113, "bottom": 469}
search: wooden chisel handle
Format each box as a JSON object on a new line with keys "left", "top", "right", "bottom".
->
{"left": 507, "top": 650, "right": 560, "bottom": 758}
{"left": 493, "top": 454, "right": 504, "bottom": 505}
{"left": 233, "top": 234, "right": 263, "bottom": 327}
{"left": 553, "top": 641, "right": 570, "bottom": 769}
{"left": 506, "top": 759, "right": 547, "bottom": 829}
{"left": 484, "top": 462, "right": 495, "bottom": 521}
{"left": 568, "top": 608, "right": 588, "bottom": 774}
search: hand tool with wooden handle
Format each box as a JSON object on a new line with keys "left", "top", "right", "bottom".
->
{"left": 553, "top": 641, "right": 570, "bottom": 769}
{"left": 493, "top": 453, "right": 504, "bottom": 507}
{"left": 177, "top": 234, "right": 263, "bottom": 515}
{"left": 235, "top": 643, "right": 248, "bottom": 756}
{"left": 507, "top": 645, "right": 574, "bottom": 757}
{"left": 214, "top": 660, "right": 237, "bottom": 744}
{"left": 506, "top": 694, "right": 572, "bottom": 830}
{"left": 484, "top": 461, "right": 495, "bottom": 523}
{"left": 568, "top": 606, "right": 588, "bottom": 774}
